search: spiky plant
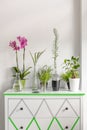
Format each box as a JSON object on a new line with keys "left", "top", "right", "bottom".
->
{"left": 38, "top": 65, "right": 52, "bottom": 86}
{"left": 30, "top": 50, "right": 45, "bottom": 66}
{"left": 30, "top": 50, "right": 45, "bottom": 90}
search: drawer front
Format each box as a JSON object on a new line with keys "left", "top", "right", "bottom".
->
{"left": 8, "top": 97, "right": 80, "bottom": 130}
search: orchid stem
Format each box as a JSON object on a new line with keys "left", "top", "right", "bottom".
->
{"left": 23, "top": 47, "right": 25, "bottom": 72}
{"left": 16, "top": 50, "right": 19, "bottom": 69}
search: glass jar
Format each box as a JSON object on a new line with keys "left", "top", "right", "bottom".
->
{"left": 42, "top": 83, "right": 47, "bottom": 92}
{"left": 13, "top": 73, "right": 21, "bottom": 92}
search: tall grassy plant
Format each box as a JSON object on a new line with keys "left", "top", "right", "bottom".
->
{"left": 38, "top": 65, "right": 52, "bottom": 86}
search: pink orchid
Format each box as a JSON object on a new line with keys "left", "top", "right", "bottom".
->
{"left": 9, "top": 36, "right": 28, "bottom": 72}
{"left": 17, "top": 36, "right": 27, "bottom": 49}
{"left": 9, "top": 41, "right": 20, "bottom": 51}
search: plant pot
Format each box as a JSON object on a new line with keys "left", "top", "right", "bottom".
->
{"left": 52, "top": 80, "right": 60, "bottom": 91}
{"left": 67, "top": 81, "right": 70, "bottom": 90}
{"left": 20, "top": 79, "right": 26, "bottom": 90}
{"left": 69, "top": 78, "right": 80, "bottom": 91}
{"left": 52, "top": 73, "right": 60, "bottom": 91}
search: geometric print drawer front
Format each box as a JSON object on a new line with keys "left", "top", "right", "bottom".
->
{"left": 8, "top": 98, "right": 80, "bottom": 130}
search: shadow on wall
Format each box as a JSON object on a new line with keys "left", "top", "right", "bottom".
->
{"left": 73, "top": 0, "right": 81, "bottom": 90}
{"left": 73, "top": 0, "right": 81, "bottom": 56}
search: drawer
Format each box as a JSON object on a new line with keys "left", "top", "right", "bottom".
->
{"left": 56, "top": 99, "right": 80, "bottom": 117}
{"left": 58, "top": 117, "right": 80, "bottom": 130}
{"left": 9, "top": 99, "right": 33, "bottom": 118}
{"left": 9, "top": 98, "right": 80, "bottom": 118}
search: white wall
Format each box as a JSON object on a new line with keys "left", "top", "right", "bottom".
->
{"left": 81, "top": 0, "right": 87, "bottom": 129}
{"left": 0, "top": 0, "right": 81, "bottom": 130}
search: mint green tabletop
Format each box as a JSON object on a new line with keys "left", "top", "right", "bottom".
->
{"left": 4, "top": 89, "right": 85, "bottom": 96}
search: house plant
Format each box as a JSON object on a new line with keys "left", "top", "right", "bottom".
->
{"left": 62, "top": 56, "right": 80, "bottom": 91}
{"left": 61, "top": 71, "right": 71, "bottom": 90}
{"left": 9, "top": 36, "right": 31, "bottom": 90}
{"left": 30, "top": 50, "right": 45, "bottom": 92}
{"left": 52, "top": 28, "right": 60, "bottom": 91}
{"left": 38, "top": 65, "right": 52, "bottom": 92}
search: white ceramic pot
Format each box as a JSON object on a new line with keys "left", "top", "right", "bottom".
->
{"left": 69, "top": 78, "right": 80, "bottom": 91}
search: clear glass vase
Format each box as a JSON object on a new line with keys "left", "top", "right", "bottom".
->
{"left": 13, "top": 73, "right": 21, "bottom": 92}
{"left": 42, "top": 83, "right": 46, "bottom": 92}
{"left": 32, "top": 65, "right": 38, "bottom": 92}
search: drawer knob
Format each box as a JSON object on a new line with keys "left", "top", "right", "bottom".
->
{"left": 65, "top": 107, "right": 68, "bottom": 110}
{"left": 65, "top": 126, "right": 68, "bottom": 129}
{"left": 20, "top": 107, "right": 23, "bottom": 110}
{"left": 20, "top": 126, "right": 23, "bottom": 129}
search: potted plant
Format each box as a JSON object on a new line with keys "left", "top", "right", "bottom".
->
{"left": 38, "top": 65, "right": 52, "bottom": 92}
{"left": 61, "top": 71, "right": 71, "bottom": 90}
{"left": 52, "top": 28, "right": 60, "bottom": 91}
{"left": 30, "top": 50, "right": 45, "bottom": 92}
{"left": 9, "top": 36, "right": 31, "bottom": 90}
{"left": 62, "top": 56, "right": 80, "bottom": 91}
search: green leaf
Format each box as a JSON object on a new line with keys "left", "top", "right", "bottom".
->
{"left": 30, "top": 50, "right": 45, "bottom": 65}
{"left": 12, "top": 67, "right": 21, "bottom": 74}
{"left": 30, "top": 51, "right": 35, "bottom": 65}
{"left": 38, "top": 65, "right": 52, "bottom": 84}
{"left": 23, "top": 71, "right": 31, "bottom": 78}
{"left": 23, "top": 67, "right": 32, "bottom": 74}
{"left": 62, "top": 56, "right": 80, "bottom": 78}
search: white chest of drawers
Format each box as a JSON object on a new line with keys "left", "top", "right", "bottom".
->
{"left": 4, "top": 89, "right": 85, "bottom": 130}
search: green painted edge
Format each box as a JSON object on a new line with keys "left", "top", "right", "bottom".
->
{"left": 26, "top": 117, "right": 41, "bottom": 130}
{"left": 55, "top": 117, "right": 64, "bottom": 130}
{"left": 71, "top": 117, "right": 80, "bottom": 130}
{"left": 47, "top": 118, "right": 54, "bottom": 130}
{"left": 4, "top": 93, "right": 85, "bottom": 96}
{"left": 34, "top": 118, "right": 41, "bottom": 130}
{"left": 47, "top": 117, "right": 64, "bottom": 130}
{"left": 26, "top": 118, "right": 34, "bottom": 130}
{"left": 8, "top": 117, "right": 18, "bottom": 130}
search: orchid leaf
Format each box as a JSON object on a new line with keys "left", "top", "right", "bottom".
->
{"left": 13, "top": 67, "right": 21, "bottom": 73}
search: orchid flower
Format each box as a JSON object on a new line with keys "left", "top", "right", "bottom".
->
{"left": 9, "top": 41, "right": 20, "bottom": 51}
{"left": 17, "top": 36, "right": 28, "bottom": 71}
{"left": 17, "top": 36, "right": 27, "bottom": 49}
{"left": 9, "top": 41, "right": 20, "bottom": 68}
{"left": 9, "top": 36, "right": 30, "bottom": 80}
